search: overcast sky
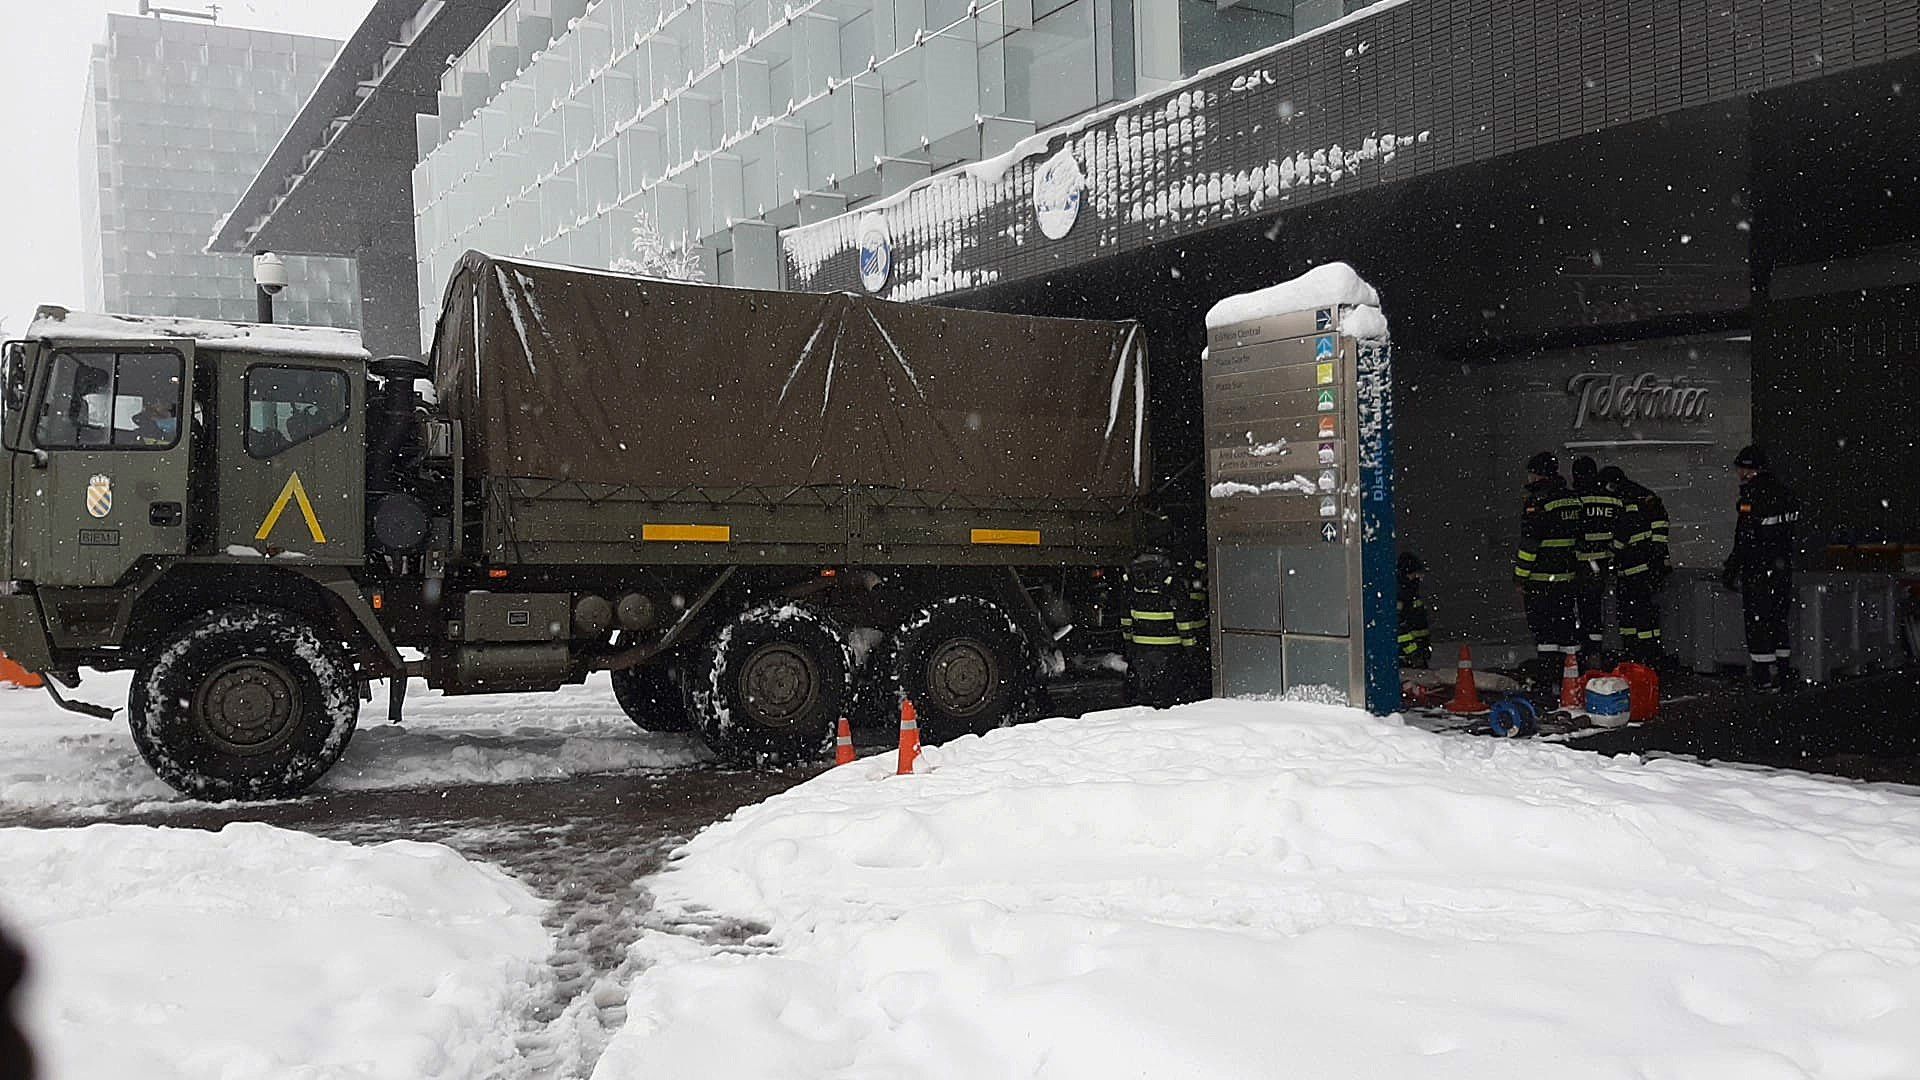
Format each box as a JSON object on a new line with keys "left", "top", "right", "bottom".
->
{"left": 0, "top": 0, "right": 377, "bottom": 334}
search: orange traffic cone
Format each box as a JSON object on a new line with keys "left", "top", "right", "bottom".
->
{"left": 896, "top": 699, "right": 922, "bottom": 775}
{"left": 1559, "top": 653, "right": 1583, "bottom": 711}
{"left": 0, "top": 652, "right": 42, "bottom": 690}
{"left": 1445, "top": 646, "right": 1488, "bottom": 715}
{"left": 834, "top": 716, "right": 856, "bottom": 766}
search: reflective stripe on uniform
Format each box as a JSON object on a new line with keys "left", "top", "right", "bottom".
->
{"left": 1525, "top": 572, "right": 1575, "bottom": 583}
{"left": 1132, "top": 634, "right": 1183, "bottom": 646}
{"left": 1619, "top": 563, "right": 1652, "bottom": 576}
{"left": 1130, "top": 610, "right": 1176, "bottom": 621}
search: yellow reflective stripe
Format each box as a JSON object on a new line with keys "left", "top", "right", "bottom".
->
{"left": 1528, "top": 572, "right": 1575, "bottom": 582}
{"left": 1540, "top": 539, "right": 1577, "bottom": 548}
{"left": 1516, "top": 550, "right": 1538, "bottom": 562}
{"left": 1619, "top": 563, "right": 1652, "bottom": 576}
{"left": 1650, "top": 535, "right": 1670, "bottom": 543}
{"left": 1130, "top": 610, "right": 1177, "bottom": 621}
{"left": 972, "top": 529, "right": 1042, "bottom": 546}
{"left": 1514, "top": 568, "right": 1532, "bottom": 580}
{"left": 1176, "top": 621, "right": 1206, "bottom": 632}
{"left": 1544, "top": 498, "right": 1582, "bottom": 510}
{"left": 1132, "top": 634, "right": 1182, "bottom": 646}
{"left": 643, "top": 524, "right": 731, "bottom": 542}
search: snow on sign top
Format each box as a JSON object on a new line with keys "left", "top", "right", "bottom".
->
{"left": 25, "top": 306, "right": 371, "bottom": 361}
{"left": 1204, "top": 262, "right": 1387, "bottom": 340}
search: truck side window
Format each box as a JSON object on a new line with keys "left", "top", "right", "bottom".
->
{"left": 245, "top": 365, "right": 348, "bottom": 459}
{"left": 34, "top": 350, "right": 184, "bottom": 451}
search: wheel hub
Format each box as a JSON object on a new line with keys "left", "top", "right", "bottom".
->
{"left": 195, "top": 659, "right": 300, "bottom": 756}
{"left": 928, "top": 637, "right": 997, "bottom": 717}
{"left": 740, "top": 643, "right": 819, "bottom": 729}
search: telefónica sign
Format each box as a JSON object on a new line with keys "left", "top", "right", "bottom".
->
{"left": 1566, "top": 372, "right": 1710, "bottom": 430}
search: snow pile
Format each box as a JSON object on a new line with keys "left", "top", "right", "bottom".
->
{"left": 0, "top": 675, "right": 708, "bottom": 810}
{"left": 1209, "top": 475, "right": 1317, "bottom": 499}
{"left": 27, "top": 306, "right": 369, "bottom": 360}
{"left": 0, "top": 822, "right": 550, "bottom": 1079}
{"left": 594, "top": 700, "right": 1920, "bottom": 1079}
{"left": 1204, "top": 261, "right": 1379, "bottom": 329}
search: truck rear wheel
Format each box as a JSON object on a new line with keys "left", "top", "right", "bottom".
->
{"left": 129, "top": 606, "right": 359, "bottom": 801}
{"left": 691, "top": 603, "right": 853, "bottom": 766}
{"left": 610, "top": 663, "right": 693, "bottom": 733}
{"left": 890, "top": 596, "right": 1033, "bottom": 743}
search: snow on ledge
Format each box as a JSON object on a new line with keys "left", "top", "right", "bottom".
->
{"left": 27, "top": 306, "right": 371, "bottom": 361}
{"left": 1204, "top": 261, "right": 1382, "bottom": 331}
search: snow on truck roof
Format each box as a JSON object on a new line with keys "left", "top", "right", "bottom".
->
{"left": 25, "top": 306, "right": 371, "bottom": 361}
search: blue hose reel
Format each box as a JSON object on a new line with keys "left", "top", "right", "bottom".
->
{"left": 1487, "top": 696, "right": 1539, "bottom": 738}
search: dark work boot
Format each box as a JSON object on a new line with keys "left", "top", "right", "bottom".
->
{"left": 1751, "top": 661, "right": 1779, "bottom": 693}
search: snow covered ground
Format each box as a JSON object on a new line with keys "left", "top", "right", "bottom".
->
{"left": 0, "top": 822, "right": 550, "bottom": 1079}
{"left": 0, "top": 673, "right": 710, "bottom": 811}
{"left": 597, "top": 699, "right": 1920, "bottom": 1079}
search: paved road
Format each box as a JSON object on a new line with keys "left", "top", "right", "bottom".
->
{"left": 1, "top": 765, "right": 823, "bottom": 1078}
{"left": 1570, "top": 670, "right": 1920, "bottom": 785}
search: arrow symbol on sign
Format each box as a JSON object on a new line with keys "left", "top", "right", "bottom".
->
{"left": 1322, "top": 523, "right": 1339, "bottom": 543}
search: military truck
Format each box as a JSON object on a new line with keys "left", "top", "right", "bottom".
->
{"left": 0, "top": 253, "right": 1148, "bottom": 799}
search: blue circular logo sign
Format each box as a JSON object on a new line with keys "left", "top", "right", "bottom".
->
{"left": 857, "top": 214, "right": 891, "bottom": 293}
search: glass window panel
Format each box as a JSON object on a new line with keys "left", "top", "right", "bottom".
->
{"left": 245, "top": 366, "right": 349, "bottom": 459}
{"left": 35, "top": 350, "right": 184, "bottom": 451}
{"left": 1005, "top": 0, "right": 1096, "bottom": 127}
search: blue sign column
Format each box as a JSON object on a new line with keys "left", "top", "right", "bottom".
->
{"left": 1356, "top": 336, "right": 1399, "bottom": 715}
{"left": 1202, "top": 302, "right": 1397, "bottom": 715}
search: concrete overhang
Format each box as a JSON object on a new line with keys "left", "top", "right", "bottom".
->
{"left": 210, "top": 0, "right": 509, "bottom": 260}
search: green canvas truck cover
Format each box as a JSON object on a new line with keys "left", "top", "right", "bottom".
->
{"left": 429, "top": 252, "right": 1147, "bottom": 501}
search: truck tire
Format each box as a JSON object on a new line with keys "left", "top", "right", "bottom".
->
{"left": 610, "top": 663, "right": 693, "bottom": 733}
{"left": 691, "top": 603, "right": 853, "bottom": 766}
{"left": 890, "top": 595, "right": 1034, "bottom": 744}
{"left": 128, "top": 606, "right": 359, "bottom": 801}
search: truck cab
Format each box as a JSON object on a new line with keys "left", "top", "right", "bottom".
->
{"left": 0, "top": 310, "right": 385, "bottom": 799}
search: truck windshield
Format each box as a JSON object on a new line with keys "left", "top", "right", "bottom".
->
{"left": 34, "top": 349, "right": 185, "bottom": 451}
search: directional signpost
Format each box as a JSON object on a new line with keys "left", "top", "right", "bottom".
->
{"left": 1203, "top": 294, "right": 1397, "bottom": 714}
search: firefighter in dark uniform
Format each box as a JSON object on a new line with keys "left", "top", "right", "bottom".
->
{"left": 1397, "top": 553, "right": 1432, "bottom": 668}
{"left": 1571, "top": 456, "right": 1622, "bottom": 661}
{"left": 1176, "top": 556, "right": 1211, "bottom": 702}
{"left": 1721, "top": 445, "right": 1801, "bottom": 690}
{"left": 1600, "top": 466, "right": 1667, "bottom": 663}
{"left": 1122, "top": 522, "right": 1184, "bottom": 709}
{"left": 1514, "top": 451, "right": 1584, "bottom": 681}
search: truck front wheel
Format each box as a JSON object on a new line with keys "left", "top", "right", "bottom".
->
{"left": 610, "top": 662, "right": 693, "bottom": 733}
{"left": 129, "top": 606, "right": 359, "bottom": 801}
{"left": 890, "top": 595, "right": 1034, "bottom": 743}
{"left": 691, "top": 603, "right": 853, "bottom": 766}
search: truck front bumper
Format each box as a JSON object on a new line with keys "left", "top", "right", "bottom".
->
{"left": 0, "top": 594, "right": 54, "bottom": 673}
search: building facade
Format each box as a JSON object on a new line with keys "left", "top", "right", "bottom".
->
{"left": 78, "top": 13, "right": 358, "bottom": 327}
{"left": 775, "top": 0, "right": 1918, "bottom": 648}
{"left": 407, "top": 0, "right": 1373, "bottom": 343}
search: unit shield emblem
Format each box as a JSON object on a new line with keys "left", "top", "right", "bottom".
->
{"left": 86, "top": 475, "right": 112, "bottom": 519}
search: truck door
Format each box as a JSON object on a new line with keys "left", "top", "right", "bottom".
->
{"left": 218, "top": 359, "right": 364, "bottom": 563}
{"left": 19, "top": 343, "right": 194, "bottom": 587}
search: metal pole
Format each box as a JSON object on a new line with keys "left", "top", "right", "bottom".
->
{"left": 257, "top": 287, "right": 274, "bottom": 325}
